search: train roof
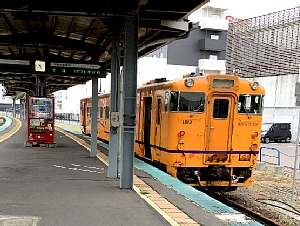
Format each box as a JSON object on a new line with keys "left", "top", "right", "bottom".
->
{"left": 80, "top": 73, "right": 265, "bottom": 101}
{"left": 80, "top": 92, "right": 110, "bottom": 100}
{"left": 138, "top": 73, "right": 238, "bottom": 89}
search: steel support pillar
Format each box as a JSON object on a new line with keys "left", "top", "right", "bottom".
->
{"left": 90, "top": 76, "right": 98, "bottom": 157}
{"left": 12, "top": 99, "right": 16, "bottom": 118}
{"left": 108, "top": 35, "right": 121, "bottom": 178}
{"left": 23, "top": 98, "right": 26, "bottom": 120}
{"left": 36, "top": 76, "right": 46, "bottom": 97}
{"left": 19, "top": 99, "right": 23, "bottom": 120}
{"left": 120, "top": 14, "right": 138, "bottom": 189}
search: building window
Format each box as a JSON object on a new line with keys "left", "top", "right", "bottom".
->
{"left": 211, "top": 35, "right": 219, "bottom": 40}
{"left": 209, "top": 55, "right": 218, "bottom": 60}
{"left": 152, "top": 54, "right": 157, "bottom": 58}
{"left": 159, "top": 52, "right": 163, "bottom": 58}
{"left": 212, "top": 14, "right": 220, "bottom": 19}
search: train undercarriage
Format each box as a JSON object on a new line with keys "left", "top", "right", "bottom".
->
{"left": 176, "top": 166, "right": 253, "bottom": 188}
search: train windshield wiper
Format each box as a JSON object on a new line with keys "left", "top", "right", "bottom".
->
{"left": 190, "top": 104, "right": 203, "bottom": 117}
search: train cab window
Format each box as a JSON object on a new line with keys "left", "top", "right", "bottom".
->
{"left": 164, "top": 92, "right": 169, "bottom": 112}
{"left": 213, "top": 99, "right": 229, "bottom": 119}
{"left": 100, "top": 107, "right": 104, "bottom": 119}
{"left": 238, "top": 94, "right": 264, "bottom": 114}
{"left": 105, "top": 106, "right": 110, "bottom": 119}
{"left": 170, "top": 92, "right": 179, "bottom": 111}
{"left": 170, "top": 91, "right": 205, "bottom": 112}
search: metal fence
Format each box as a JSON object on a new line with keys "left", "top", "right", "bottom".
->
{"left": 260, "top": 146, "right": 281, "bottom": 166}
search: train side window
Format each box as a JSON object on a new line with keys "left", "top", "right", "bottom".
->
{"left": 105, "top": 106, "right": 110, "bottom": 119}
{"left": 100, "top": 107, "right": 104, "bottom": 119}
{"left": 164, "top": 92, "right": 169, "bottom": 112}
{"left": 157, "top": 99, "right": 161, "bottom": 125}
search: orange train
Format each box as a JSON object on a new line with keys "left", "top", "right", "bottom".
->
{"left": 80, "top": 73, "right": 265, "bottom": 189}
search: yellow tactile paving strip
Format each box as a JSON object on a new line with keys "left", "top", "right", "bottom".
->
{"left": 0, "top": 117, "right": 22, "bottom": 143}
{"left": 55, "top": 127, "right": 201, "bottom": 226}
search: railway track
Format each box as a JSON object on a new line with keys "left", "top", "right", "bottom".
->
{"left": 199, "top": 188, "right": 283, "bottom": 226}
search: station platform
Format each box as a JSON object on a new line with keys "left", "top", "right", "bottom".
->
{"left": 0, "top": 116, "right": 263, "bottom": 226}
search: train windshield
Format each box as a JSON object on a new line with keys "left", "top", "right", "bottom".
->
{"left": 170, "top": 91, "right": 205, "bottom": 112}
{"left": 238, "top": 94, "right": 264, "bottom": 114}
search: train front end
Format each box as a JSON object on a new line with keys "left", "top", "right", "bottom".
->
{"left": 166, "top": 74, "right": 265, "bottom": 188}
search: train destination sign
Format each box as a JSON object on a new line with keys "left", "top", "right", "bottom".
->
{"left": 50, "top": 62, "right": 106, "bottom": 78}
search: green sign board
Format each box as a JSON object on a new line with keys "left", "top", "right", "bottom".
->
{"left": 50, "top": 62, "right": 106, "bottom": 77}
{"left": 0, "top": 59, "right": 106, "bottom": 78}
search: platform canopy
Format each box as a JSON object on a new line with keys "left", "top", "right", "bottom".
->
{"left": 0, "top": 0, "right": 209, "bottom": 96}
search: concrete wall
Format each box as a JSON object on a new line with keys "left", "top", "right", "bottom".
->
{"left": 0, "top": 84, "right": 13, "bottom": 104}
{"left": 258, "top": 74, "right": 297, "bottom": 108}
{"left": 166, "top": 29, "right": 227, "bottom": 67}
{"left": 258, "top": 74, "right": 299, "bottom": 141}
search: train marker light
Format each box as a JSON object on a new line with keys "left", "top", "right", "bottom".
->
{"left": 252, "top": 132, "right": 258, "bottom": 138}
{"left": 179, "top": 130, "right": 185, "bottom": 136}
{"left": 185, "top": 78, "right": 194, "bottom": 87}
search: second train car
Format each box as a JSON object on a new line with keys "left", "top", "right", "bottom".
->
{"left": 80, "top": 73, "right": 265, "bottom": 189}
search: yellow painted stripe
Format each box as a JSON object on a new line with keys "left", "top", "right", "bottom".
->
{"left": 0, "top": 118, "right": 22, "bottom": 143}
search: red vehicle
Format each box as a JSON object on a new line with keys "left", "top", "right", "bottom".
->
{"left": 25, "top": 96, "right": 55, "bottom": 147}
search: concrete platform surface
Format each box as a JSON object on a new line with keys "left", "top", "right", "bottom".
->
{"left": 0, "top": 119, "right": 170, "bottom": 226}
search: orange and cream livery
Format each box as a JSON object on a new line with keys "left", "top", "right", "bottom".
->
{"left": 80, "top": 74, "right": 265, "bottom": 189}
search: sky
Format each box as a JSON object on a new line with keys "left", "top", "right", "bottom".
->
{"left": 222, "top": 0, "right": 300, "bottom": 19}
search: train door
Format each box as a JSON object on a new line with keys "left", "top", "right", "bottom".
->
{"left": 205, "top": 94, "right": 234, "bottom": 163}
{"left": 144, "top": 97, "right": 152, "bottom": 159}
{"left": 83, "top": 102, "right": 86, "bottom": 133}
{"left": 104, "top": 105, "right": 110, "bottom": 134}
{"left": 154, "top": 98, "right": 162, "bottom": 158}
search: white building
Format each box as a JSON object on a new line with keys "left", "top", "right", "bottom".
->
{"left": 0, "top": 84, "right": 13, "bottom": 104}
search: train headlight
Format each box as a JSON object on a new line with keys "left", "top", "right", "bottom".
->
{"left": 185, "top": 78, "right": 194, "bottom": 87}
{"left": 251, "top": 81, "right": 259, "bottom": 90}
